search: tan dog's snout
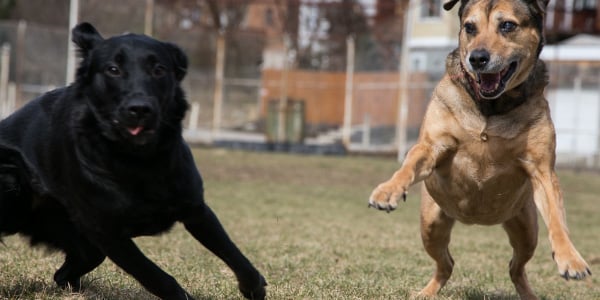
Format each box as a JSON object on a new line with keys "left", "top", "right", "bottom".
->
{"left": 468, "top": 49, "right": 490, "bottom": 71}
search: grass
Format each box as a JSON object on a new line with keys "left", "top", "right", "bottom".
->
{"left": 0, "top": 147, "right": 599, "bottom": 299}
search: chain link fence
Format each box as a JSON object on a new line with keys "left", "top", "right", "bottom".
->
{"left": 0, "top": 1, "right": 599, "bottom": 167}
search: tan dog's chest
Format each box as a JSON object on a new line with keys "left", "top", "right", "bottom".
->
{"left": 424, "top": 132, "right": 532, "bottom": 224}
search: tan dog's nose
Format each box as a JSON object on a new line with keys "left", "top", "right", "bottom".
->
{"left": 469, "top": 49, "right": 490, "bottom": 70}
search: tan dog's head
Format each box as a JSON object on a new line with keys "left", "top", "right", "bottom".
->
{"left": 444, "top": 0, "right": 548, "bottom": 99}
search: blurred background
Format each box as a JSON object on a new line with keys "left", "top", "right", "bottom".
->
{"left": 0, "top": 0, "right": 598, "bottom": 167}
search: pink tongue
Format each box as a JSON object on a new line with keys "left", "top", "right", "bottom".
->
{"left": 128, "top": 126, "right": 144, "bottom": 136}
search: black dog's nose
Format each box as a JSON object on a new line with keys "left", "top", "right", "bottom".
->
{"left": 469, "top": 49, "right": 490, "bottom": 70}
{"left": 125, "top": 100, "right": 153, "bottom": 120}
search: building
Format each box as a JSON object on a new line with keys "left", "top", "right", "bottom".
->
{"left": 406, "top": 0, "right": 459, "bottom": 78}
{"left": 546, "top": 0, "right": 599, "bottom": 42}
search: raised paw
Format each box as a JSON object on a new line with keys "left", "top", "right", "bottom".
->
{"left": 552, "top": 247, "right": 592, "bottom": 280}
{"left": 368, "top": 181, "right": 407, "bottom": 213}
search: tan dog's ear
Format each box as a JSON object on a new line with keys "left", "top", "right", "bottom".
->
{"left": 532, "top": 0, "right": 549, "bottom": 11}
{"left": 525, "top": 0, "right": 549, "bottom": 16}
{"left": 533, "top": 0, "right": 549, "bottom": 7}
{"left": 443, "top": 0, "right": 461, "bottom": 11}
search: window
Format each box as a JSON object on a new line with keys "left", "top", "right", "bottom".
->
{"left": 421, "top": 0, "right": 442, "bottom": 19}
{"left": 574, "top": 0, "right": 597, "bottom": 10}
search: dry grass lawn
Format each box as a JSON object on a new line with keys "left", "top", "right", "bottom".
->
{"left": 0, "top": 147, "right": 598, "bottom": 299}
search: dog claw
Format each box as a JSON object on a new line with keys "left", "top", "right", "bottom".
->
{"left": 560, "top": 268, "right": 592, "bottom": 281}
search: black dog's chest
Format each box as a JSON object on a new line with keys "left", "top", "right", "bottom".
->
{"left": 103, "top": 174, "right": 202, "bottom": 236}
{"left": 55, "top": 154, "right": 205, "bottom": 237}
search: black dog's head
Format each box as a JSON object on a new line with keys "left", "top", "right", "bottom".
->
{"left": 72, "top": 22, "right": 188, "bottom": 146}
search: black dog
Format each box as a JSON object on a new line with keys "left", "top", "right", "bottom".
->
{"left": 0, "top": 23, "right": 266, "bottom": 300}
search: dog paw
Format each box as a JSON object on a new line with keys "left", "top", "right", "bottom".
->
{"left": 368, "top": 181, "right": 407, "bottom": 213}
{"left": 54, "top": 269, "right": 82, "bottom": 291}
{"left": 239, "top": 274, "right": 267, "bottom": 300}
{"left": 552, "top": 248, "right": 592, "bottom": 280}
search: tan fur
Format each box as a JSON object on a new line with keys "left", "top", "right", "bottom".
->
{"left": 368, "top": 1, "right": 590, "bottom": 299}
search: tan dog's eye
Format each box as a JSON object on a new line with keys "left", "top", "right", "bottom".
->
{"left": 499, "top": 21, "right": 517, "bottom": 33}
{"left": 464, "top": 22, "right": 477, "bottom": 35}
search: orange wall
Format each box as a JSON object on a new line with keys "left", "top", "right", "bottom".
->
{"left": 261, "top": 69, "right": 430, "bottom": 128}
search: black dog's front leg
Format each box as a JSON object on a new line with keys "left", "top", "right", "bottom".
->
{"left": 98, "top": 238, "right": 195, "bottom": 300}
{"left": 183, "top": 205, "right": 266, "bottom": 300}
{"left": 54, "top": 238, "right": 106, "bottom": 291}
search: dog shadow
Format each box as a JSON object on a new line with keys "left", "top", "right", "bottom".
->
{"left": 462, "top": 289, "right": 553, "bottom": 300}
{"left": 0, "top": 277, "right": 218, "bottom": 300}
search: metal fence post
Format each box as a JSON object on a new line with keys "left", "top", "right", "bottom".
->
{"left": 342, "top": 35, "right": 355, "bottom": 147}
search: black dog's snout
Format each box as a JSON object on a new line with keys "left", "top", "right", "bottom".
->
{"left": 469, "top": 49, "right": 490, "bottom": 70}
{"left": 124, "top": 99, "right": 154, "bottom": 120}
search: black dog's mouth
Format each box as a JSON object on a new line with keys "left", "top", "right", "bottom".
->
{"left": 127, "top": 125, "right": 146, "bottom": 136}
{"left": 476, "top": 61, "right": 518, "bottom": 99}
{"left": 112, "top": 120, "right": 157, "bottom": 145}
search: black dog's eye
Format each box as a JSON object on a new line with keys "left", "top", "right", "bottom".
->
{"left": 105, "top": 65, "right": 122, "bottom": 77}
{"left": 499, "top": 21, "right": 517, "bottom": 33}
{"left": 151, "top": 65, "right": 167, "bottom": 78}
{"left": 464, "top": 22, "right": 477, "bottom": 35}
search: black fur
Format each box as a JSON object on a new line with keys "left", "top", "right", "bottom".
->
{"left": 0, "top": 22, "right": 266, "bottom": 300}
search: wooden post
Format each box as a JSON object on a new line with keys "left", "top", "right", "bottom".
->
{"left": 66, "top": 0, "right": 79, "bottom": 85}
{"left": 0, "top": 43, "right": 10, "bottom": 117}
{"left": 277, "top": 34, "right": 291, "bottom": 143}
{"left": 362, "top": 114, "right": 370, "bottom": 147}
{"left": 15, "top": 20, "right": 26, "bottom": 99}
{"left": 212, "top": 32, "right": 225, "bottom": 136}
{"left": 342, "top": 35, "right": 355, "bottom": 147}
{"left": 188, "top": 102, "right": 200, "bottom": 131}
{"left": 396, "top": 0, "right": 414, "bottom": 161}
{"left": 144, "top": 0, "right": 154, "bottom": 36}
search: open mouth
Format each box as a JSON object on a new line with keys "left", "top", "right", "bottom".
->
{"left": 110, "top": 119, "right": 157, "bottom": 144}
{"left": 123, "top": 124, "right": 157, "bottom": 145}
{"left": 127, "top": 126, "right": 145, "bottom": 136}
{"left": 476, "top": 61, "right": 518, "bottom": 99}
{"left": 124, "top": 125, "right": 156, "bottom": 138}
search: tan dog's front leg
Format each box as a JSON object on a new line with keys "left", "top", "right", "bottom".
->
{"left": 368, "top": 143, "right": 436, "bottom": 212}
{"left": 531, "top": 169, "right": 591, "bottom": 280}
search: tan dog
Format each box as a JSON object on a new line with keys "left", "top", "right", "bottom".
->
{"left": 368, "top": 0, "right": 591, "bottom": 299}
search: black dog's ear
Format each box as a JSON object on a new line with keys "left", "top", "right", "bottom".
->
{"left": 72, "top": 22, "right": 104, "bottom": 58}
{"left": 164, "top": 43, "right": 188, "bottom": 82}
{"left": 443, "top": 0, "right": 462, "bottom": 11}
